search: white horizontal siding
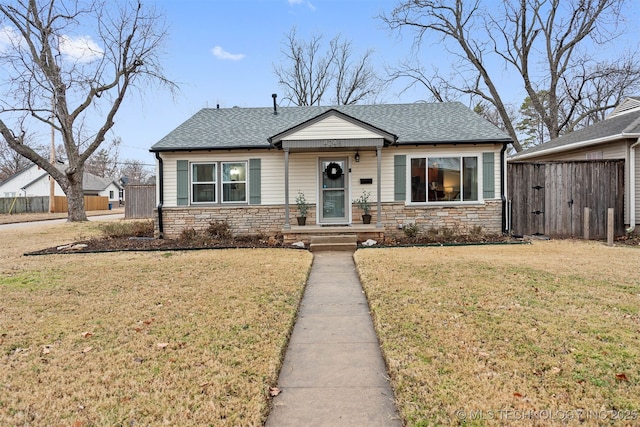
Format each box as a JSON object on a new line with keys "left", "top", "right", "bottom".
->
{"left": 636, "top": 150, "right": 640, "bottom": 225}
{"left": 284, "top": 115, "right": 381, "bottom": 140}
{"left": 161, "top": 156, "right": 178, "bottom": 207}
{"left": 159, "top": 144, "right": 504, "bottom": 207}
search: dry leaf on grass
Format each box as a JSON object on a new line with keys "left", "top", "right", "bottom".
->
{"left": 616, "top": 373, "right": 629, "bottom": 381}
{"left": 157, "top": 342, "right": 169, "bottom": 349}
{"left": 269, "top": 387, "right": 281, "bottom": 396}
{"left": 82, "top": 332, "right": 93, "bottom": 338}
{"left": 82, "top": 346, "right": 93, "bottom": 353}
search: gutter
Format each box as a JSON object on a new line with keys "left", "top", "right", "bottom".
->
{"left": 501, "top": 142, "right": 508, "bottom": 234}
{"left": 628, "top": 138, "right": 640, "bottom": 233}
{"left": 154, "top": 151, "right": 164, "bottom": 239}
{"left": 149, "top": 145, "right": 273, "bottom": 153}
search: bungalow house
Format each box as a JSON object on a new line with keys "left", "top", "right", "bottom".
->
{"left": 510, "top": 97, "right": 640, "bottom": 232}
{"left": 0, "top": 161, "right": 124, "bottom": 204}
{"left": 149, "top": 101, "right": 512, "bottom": 241}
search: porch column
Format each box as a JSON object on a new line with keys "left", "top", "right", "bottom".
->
{"left": 376, "top": 145, "right": 382, "bottom": 228}
{"left": 284, "top": 147, "right": 291, "bottom": 229}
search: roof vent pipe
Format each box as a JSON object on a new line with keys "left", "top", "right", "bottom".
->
{"left": 272, "top": 93, "right": 278, "bottom": 115}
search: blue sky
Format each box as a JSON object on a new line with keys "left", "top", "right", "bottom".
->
{"left": 54, "top": 0, "right": 640, "bottom": 166}
{"left": 114, "top": 0, "right": 423, "bottom": 165}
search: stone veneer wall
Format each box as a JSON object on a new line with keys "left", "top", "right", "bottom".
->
{"left": 156, "top": 205, "right": 309, "bottom": 238}
{"left": 379, "top": 200, "right": 503, "bottom": 237}
{"left": 155, "top": 200, "right": 503, "bottom": 239}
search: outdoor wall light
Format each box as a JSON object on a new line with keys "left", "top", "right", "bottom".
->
{"left": 355, "top": 152, "right": 360, "bottom": 162}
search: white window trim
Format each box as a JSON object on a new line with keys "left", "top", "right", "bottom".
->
{"left": 221, "top": 161, "right": 248, "bottom": 204}
{"left": 190, "top": 162, "right": 217, "bottom": 204}
{"left": 190, "top": 161, "right": 249, "bottom": 205}
{"left": 407, "top": 153, "right": 485, "bottom": 206}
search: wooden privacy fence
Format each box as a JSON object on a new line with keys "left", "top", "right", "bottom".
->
{"left": 0, "top": 196, "right": 49, "bottom": 214}
{"left": 125, "top": 184, "right": 155, "bottom": 218}
{"left": 54, "top": 195, "right": 109, "bottom": 212}
{"left": 508, "top": 160, "right": 625, "bottom": 239}
{"left": 0, "top": 195, "right": 109, "bottom": 214}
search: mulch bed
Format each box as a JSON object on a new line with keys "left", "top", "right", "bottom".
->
{"left": 25, "top": 235, "right": 288, "bottom": 255}
{"left": 24, "top": 232, "right": 640, "bottom": 256}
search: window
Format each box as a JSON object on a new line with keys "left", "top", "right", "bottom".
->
{"left": 411, "top": 156, "right": 479, "bottom": 203}
{"left": 109, "top": 190, "right": 114, "bottom": 199}
{"left": 222, "top": 162, "right": 247, "bottom": 203}
{"left": 190, "top": 161, "right": 248, "bottom": 204}
{"left": 192, "top": 163, "right": 216, "bottom": 203}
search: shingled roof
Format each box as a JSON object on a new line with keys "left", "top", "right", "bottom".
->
{"left": 511, "top": 97, "right": 640, "bottom": 160}
{"left": 150, "top": 102, "right": 511, "bottom": 152}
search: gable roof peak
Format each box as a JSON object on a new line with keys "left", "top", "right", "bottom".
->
{"left": 608, "top": 96, "right": 640, "bottom": 118}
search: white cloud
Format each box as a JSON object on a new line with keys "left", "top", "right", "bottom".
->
{"left": 211, "top": 46, "right": 245, "bottom": 61}
{"left": 0, "top": 26, "right": 23, "bottom": 51}
{"left": 58, "top": 34, "right": 103, "bottom": 63}
{"left": 288, "top": 0, "right": 315, "bottom": 11}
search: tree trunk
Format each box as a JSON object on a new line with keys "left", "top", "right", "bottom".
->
{"left": 66, "top": 174, "right": 88, "bottom": 222}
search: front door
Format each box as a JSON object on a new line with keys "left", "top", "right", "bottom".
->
{"left": 318, "top": 157, "right": 349, "bottom": 224}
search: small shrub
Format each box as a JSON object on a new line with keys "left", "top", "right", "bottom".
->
{"left": 403, "top": 223, "right": 420, "bottom": 239}
{"left": 468, "top": 225, "right": 484, "bottom": 240}
{"left": 180, "top": 227, "right": 198, "bottom": 241}
{"left": 441, "top": 226, "right": 458, "bottom": 240}
{"left": 101, "top": 220, "right": 154, "bottom": 238}
{"left": 206, "top": 220, "right": 233, "bottom": 241}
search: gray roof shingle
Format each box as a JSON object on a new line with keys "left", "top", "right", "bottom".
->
{"left": 512, "top": 106, "right": 640, "bottom": 159}
{"left": 150, "top": 102, "right": 511, "bottom": 151}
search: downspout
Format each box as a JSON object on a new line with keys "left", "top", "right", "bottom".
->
{"left": 376, "top": 146, "right": 382, "bottom": 228}
{"left": 627, "top": 138, "right": 640, "bottom": 234}
{"left": 501, "top": 142, "right": 508, "bottom": 234}
{"left": 154, "top": 151, "right": 164, "bottom": 238}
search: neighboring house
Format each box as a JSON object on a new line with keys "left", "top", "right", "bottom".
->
{"left": 149, "top": 102, "right": 512, "bottom": 239}
{"left": 510, "top": 96, "right": 640, "bottom": 231}
{"left": 0, "top": 161, "right": 124, "bottom": 203}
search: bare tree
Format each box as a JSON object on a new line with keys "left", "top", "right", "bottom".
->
{"left": 382, "top": 0, "right": 639, "bottom": 152}
{"left": 333, "top": 40, "right": 380, "bottom": 105}
{"left": 119, "top": 159, "right": 151, "bottom": 184}
{"left": 86, "top": 136, "right": 120, "bottom": 178}
{"left": 0, "top": 0, "right": 174, "bottom": 220}
{"left": 274, "top": 27, "right": 382, "bottom": 106}
{"left": 0, "top": 133, "right": 44, "bottom": 181}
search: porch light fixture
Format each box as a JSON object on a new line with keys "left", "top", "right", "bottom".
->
{"left": 355, "top": 152, "right": 360, "bottom": 162}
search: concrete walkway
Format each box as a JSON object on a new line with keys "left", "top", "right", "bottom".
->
{"left": 266, "top": 251, "right": 402, "bottom": 426}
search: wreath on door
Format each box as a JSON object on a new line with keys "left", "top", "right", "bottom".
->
{"left": 325, "top": 162, "right": 343, "bottom": 180}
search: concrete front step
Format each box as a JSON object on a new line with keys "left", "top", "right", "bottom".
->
{"left": 309, "top": 234, "right": 358, "bottom": 252}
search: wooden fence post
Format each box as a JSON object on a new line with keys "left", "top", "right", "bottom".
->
{"left": 607, "top": 208, "right": 614, "bottom": 246}
{"left": 583, "top": 207, "right": 590, "bottom": 240}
